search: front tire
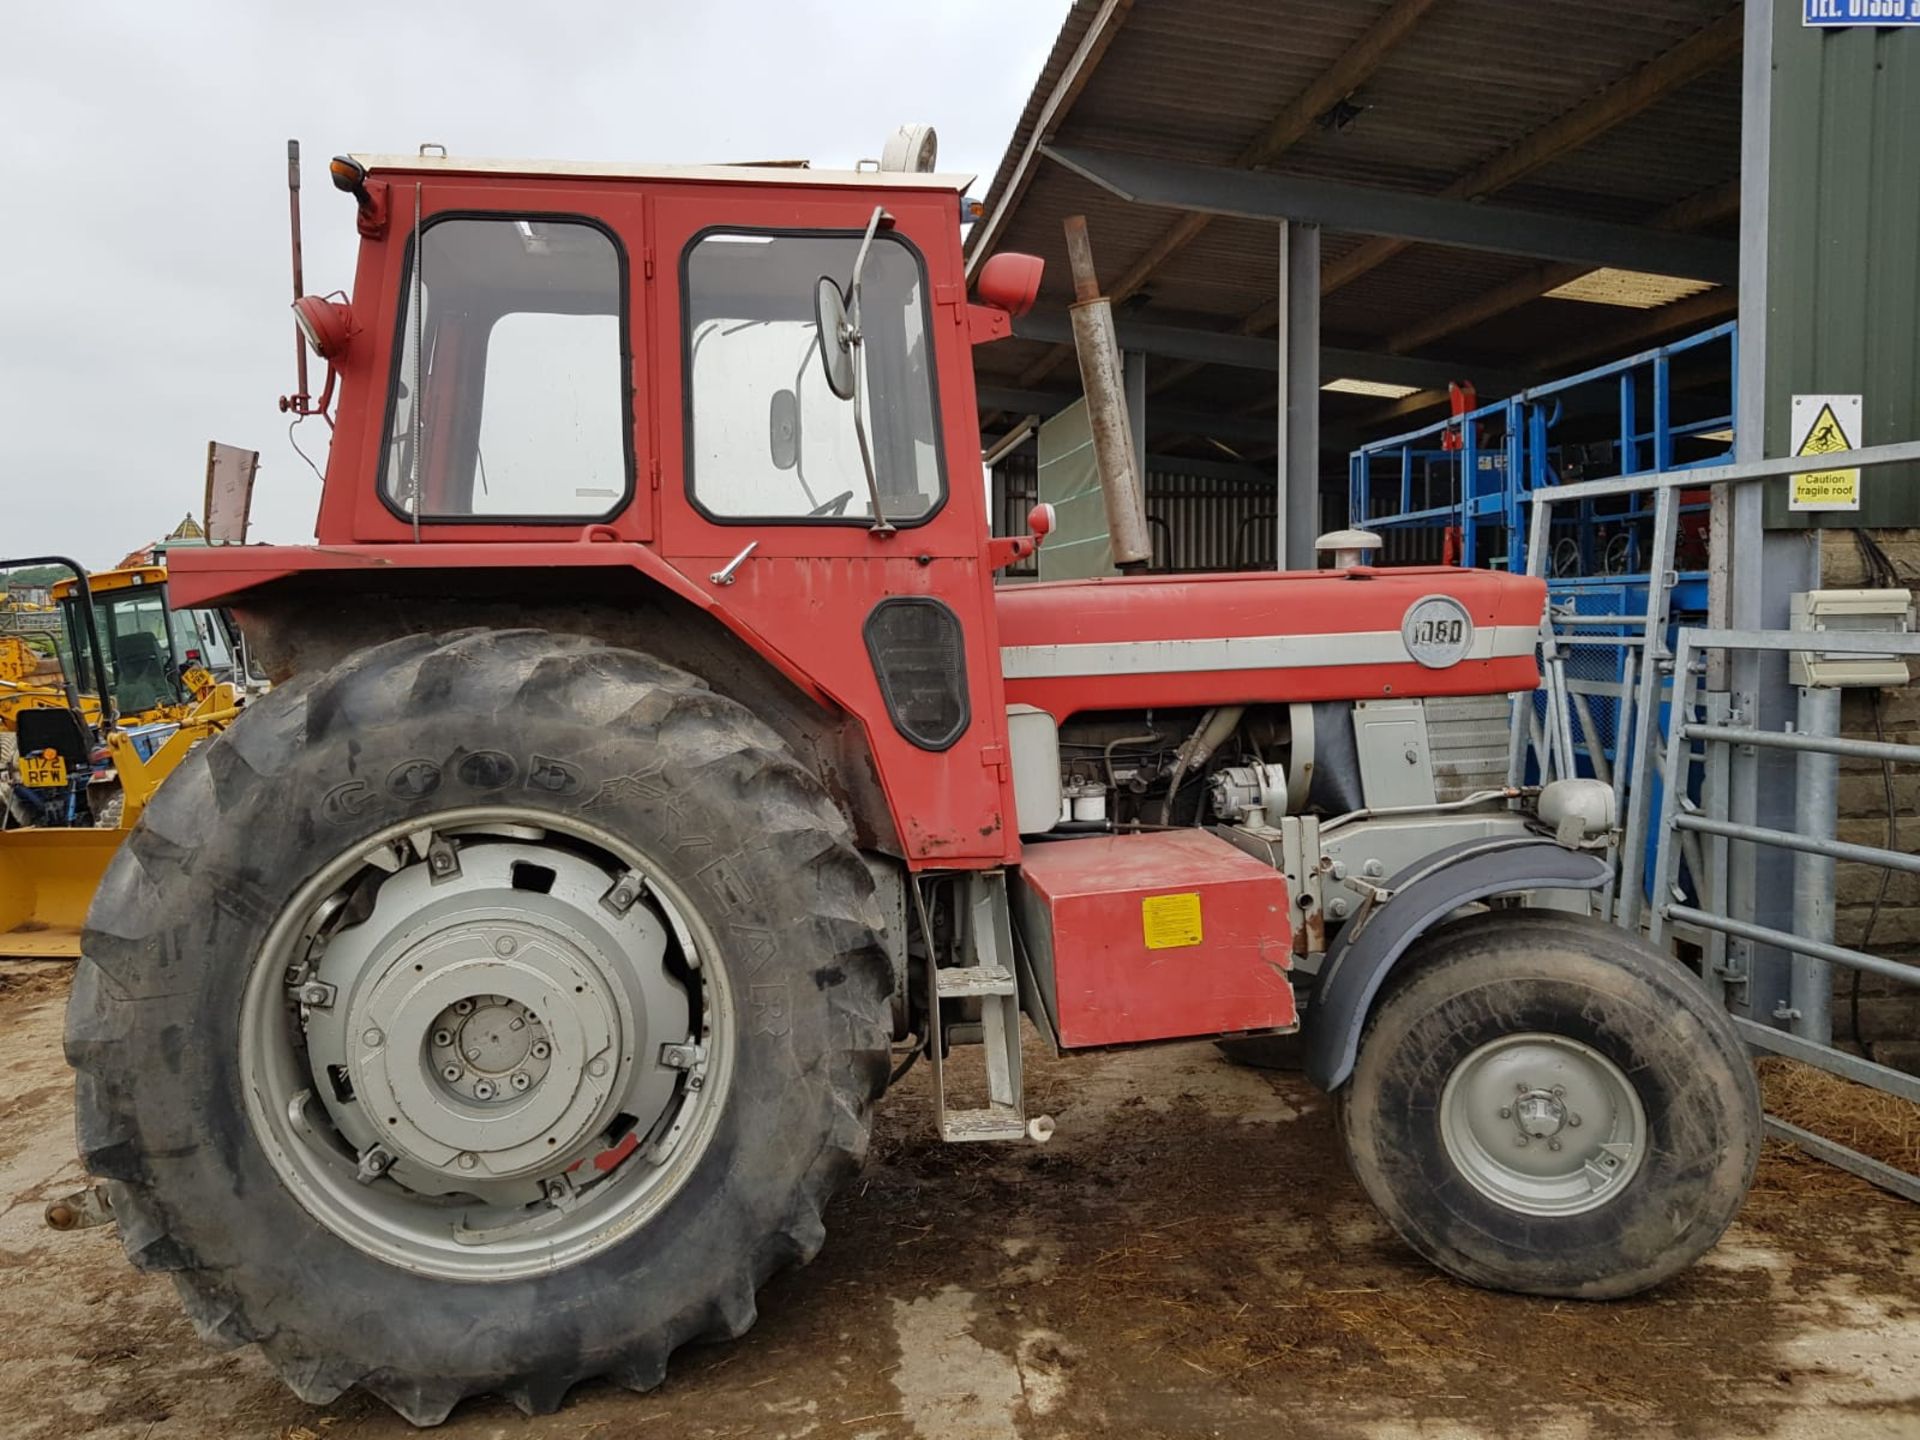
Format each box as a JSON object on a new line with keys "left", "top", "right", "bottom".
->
{"left": 1339, "top": 909, "right": 1760, "bottom": 1298}
{"left": 67, "top": 631, "right": 892, "bottom": 1423}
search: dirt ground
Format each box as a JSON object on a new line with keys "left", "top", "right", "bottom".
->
{"left": 4, "top": 961, "right": 1920, "bottom": 1440}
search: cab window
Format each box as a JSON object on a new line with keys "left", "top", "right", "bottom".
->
{"left": 382, "top": 217, "right": 630, "bottom": 521}
{"left": 683, "top": 230, "right": 944, "bottom": 525}
{"left": 61, "top": 585, "right": 184, "bottom": 717}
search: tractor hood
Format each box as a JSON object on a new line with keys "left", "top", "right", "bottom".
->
{"left": 993, "top": 566, "right": 1545, "bottom": 720}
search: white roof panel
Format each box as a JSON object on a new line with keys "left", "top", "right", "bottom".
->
{"left": 351, "top": 152, "right": 974, "bottom": 192}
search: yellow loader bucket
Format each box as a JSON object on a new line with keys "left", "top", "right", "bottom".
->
{"left": 0, "top": 827, "right": 124, "bottom": 960}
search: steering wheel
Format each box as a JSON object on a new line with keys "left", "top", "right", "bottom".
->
{"left": 809, "top": 490, "right": 855, "bottom": 517}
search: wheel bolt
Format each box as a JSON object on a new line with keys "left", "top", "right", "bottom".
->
{"left": 1515, "top": 1135, "right": 1530, "bottom": 1147}
{"left": 474, "top": 1080, "right": 496, "bottom": 1100}
{"left": 531, "top": 1041, "right": 551, "bottom": 1060}
{"left": 1552, "top": 1085, "right": 1566, "bottom": 1098}
{"left": 361, "top": 1028, "right": 384, "bottom": 1048}
{"left": 1548, "top": 1139, "right": 1563, "bottom": 1152}
{"left": 494, "top": 936, "right": 517, "bottom": 956}
{"left": 511, "top": 1072, "right": 531, "bottom": 1092}
{"left": 1516, "top": 1082, "right": 1529, "bottom": 1093}
{"left": 457, "top": 1152, "right": 477, "bottom": 1171}
{"left": 442, "top": 1064, "right": 463, "bottom": 1082}
{"left": 1568, "top": 1114, "right": 1583, "bottom": 1128}
{"left": 432, "top": 1029, "right": 453, "bottom": 1047}
{"left": 1498, "top": 1106, "right": 1512, "bottom": 1120}
{"left": 588, "top": 1057, "right": 609, "bottom": 1078}
{"left": 454, "top": 1000, "right": 474, "bottom": 1016}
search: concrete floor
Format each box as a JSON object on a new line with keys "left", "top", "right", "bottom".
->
{"left": 4, "top": 959, "right": 1920, "bottom": 1440}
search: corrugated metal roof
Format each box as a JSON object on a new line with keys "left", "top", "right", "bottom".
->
{"left": 969, "top": 0, "right": 1746, "bottom": 454}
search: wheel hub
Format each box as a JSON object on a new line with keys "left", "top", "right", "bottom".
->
{"left": 297, "top": 836, "right": 695, "bottom": 1199}
{"left": 1512, "top": 1089, "right": 1567, "bottom": 1140}
{"left": 1439, "top": 1032, "right": 1645, "bottom": 1217}
{"left": 340, "top": 915, "right": 631, "bottom": 1184}
{"left": 438, "top": 994, "right": 548, "bottom": 1094}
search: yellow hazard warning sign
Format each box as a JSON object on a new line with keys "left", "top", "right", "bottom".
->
{"left": 1141, "top": 892, "right": 1204, "bottom": 950}
{"left": 1789, "top": 394, "right": 1863, "bottom": 512}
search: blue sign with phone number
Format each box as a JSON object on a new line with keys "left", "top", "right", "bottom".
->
{"left": 1805, "top": 0, "right": 1920, "bottom": 23}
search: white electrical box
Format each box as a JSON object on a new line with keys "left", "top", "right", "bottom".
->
{"left": 1788, "top": 589, "right": 1916, "bottom": 689}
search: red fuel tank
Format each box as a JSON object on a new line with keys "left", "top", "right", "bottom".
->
{"left": 1009, "top": 829, "right": 1296, "bottom": 1048}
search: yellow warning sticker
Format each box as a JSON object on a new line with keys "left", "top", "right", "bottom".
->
{"left": 1142, "top": 892, "right": 1203, "bottom": 950}
{"left": 1789, "top": 395, "right": 1862, "bottom": 512}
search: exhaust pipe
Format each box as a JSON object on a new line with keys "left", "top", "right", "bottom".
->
{"left": 1062, "top": 216, "right": 1152, "bottom": 572}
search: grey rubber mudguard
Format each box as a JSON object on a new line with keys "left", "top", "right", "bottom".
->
{"left": 1302, "top": 835, "right": 1612, "bottom": 1092}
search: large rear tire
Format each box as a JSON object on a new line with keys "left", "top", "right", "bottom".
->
{"left": 67, "top": 631, "right": 892, "bottom": 1423}
{"left": 1339, "top": 909, "right": 1760, "bottom": 1298}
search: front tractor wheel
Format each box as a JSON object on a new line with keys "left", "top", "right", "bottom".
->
{"left": 1339, "top": 910, "right": 1760, "bottom": 1299}
{"left": 67, "top": 631, "right": 892, "bottom": 1423}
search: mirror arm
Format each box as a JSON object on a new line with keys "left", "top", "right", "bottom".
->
{"left": 846, "top": 206, "right": 895, "bottom": 537}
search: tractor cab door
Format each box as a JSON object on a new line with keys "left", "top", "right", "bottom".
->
{"left": 649, "top": 191, "right": 1016, "bottom": 866}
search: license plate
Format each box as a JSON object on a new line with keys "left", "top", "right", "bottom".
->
{"left": 18, "top": 752, "right": 67, "bottom": 788}
{"left": 182, "top": 665, "right": 213, "bottom": 698}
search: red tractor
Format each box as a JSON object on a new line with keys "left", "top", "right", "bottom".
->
{"left": 66, "top": 136, "right": 1759, "bottom": 1424}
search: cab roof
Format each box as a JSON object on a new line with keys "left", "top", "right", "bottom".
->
{"left": 51, "top": 565, "right": 166, "bottom": 600}
{"left": 352, "top": 152, "right": 975, "bottom": 193}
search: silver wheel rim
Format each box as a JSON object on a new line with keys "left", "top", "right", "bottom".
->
{"left": 240, "top": 806, "right": 733, "bottom": 1281}
{"left": 1438, "top": 1031, "right": 1645, "bottom": 1218}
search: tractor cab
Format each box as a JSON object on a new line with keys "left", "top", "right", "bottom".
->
{"left": 174, "top": 145, "right": 1542, "bottom": 865}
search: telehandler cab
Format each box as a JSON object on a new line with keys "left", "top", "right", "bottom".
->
{"left": 64, "top": 133, "right": 1759, "bottom": 1424}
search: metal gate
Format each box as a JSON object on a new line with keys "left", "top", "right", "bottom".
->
{"left": 1648, "top": 626, "right": 1920, "bottom": 1201}
{"left": 1507, "top": 438, "right": 1920, "bottom": 1198}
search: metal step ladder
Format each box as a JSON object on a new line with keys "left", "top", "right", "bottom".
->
{"left": 923, "top": 872, "right": 1027, "bottom": 1142}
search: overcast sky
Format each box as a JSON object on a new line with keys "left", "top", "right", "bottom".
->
{"left": 1, "top": 0, "right": 1066, "bottom": 567}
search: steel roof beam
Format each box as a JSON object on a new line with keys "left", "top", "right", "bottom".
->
{"left": 1043, "top": 145, "right": 1741, "bottom": 283}
{"left": 1527, "top": 286, "right": 1739, "bottom": 375}
{"left": 1382, "top": 180, "right": 1741, "bottom": 355}
{"left": 1092, "top": 0, "right": 1440, "bottom": 312}
{"left": 1323, "top": 8, "right": 1746, "bottom": 295}
{"left": 1352, "top": 289, "right": 1741, "bottom": 430}
{"left": 964, "top": 0, "right": 1134, "bottom": 284}
{"left": 981, "top": 437, "right": 1272, "bottom": 488}
{"left": 977, "top": 385, "right": 1279, "bottom": 447}
{"left": 1009, "top": 309, "right": 1533, "bottom": 394}
{"left": 1010, "top": 0, "right": 1440, "bottom": 388}
{"left": 1163, "top": 180, "right": 1738, "bottom": 408}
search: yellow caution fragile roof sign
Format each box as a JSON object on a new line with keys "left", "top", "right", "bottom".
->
{"left": 1789, "top": 393, "right": 1863, "bottom": 512}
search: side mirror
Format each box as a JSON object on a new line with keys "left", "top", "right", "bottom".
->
{"left": 813, "top": 277, "right": 856, "bottom": 400}
{"left": 769, "top": 389, "right": 800, "bottom": 471}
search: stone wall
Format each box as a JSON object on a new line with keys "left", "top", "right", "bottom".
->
{"left": 1820, "top": 529, "right": 1920, "bottom": 1071}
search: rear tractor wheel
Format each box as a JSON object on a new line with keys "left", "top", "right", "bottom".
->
{"left": 67, "top": 631, "right": 892, "bottom": 1423}
{"left": 1340, "top": 910, "right": 1760, "bottom": 1298}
